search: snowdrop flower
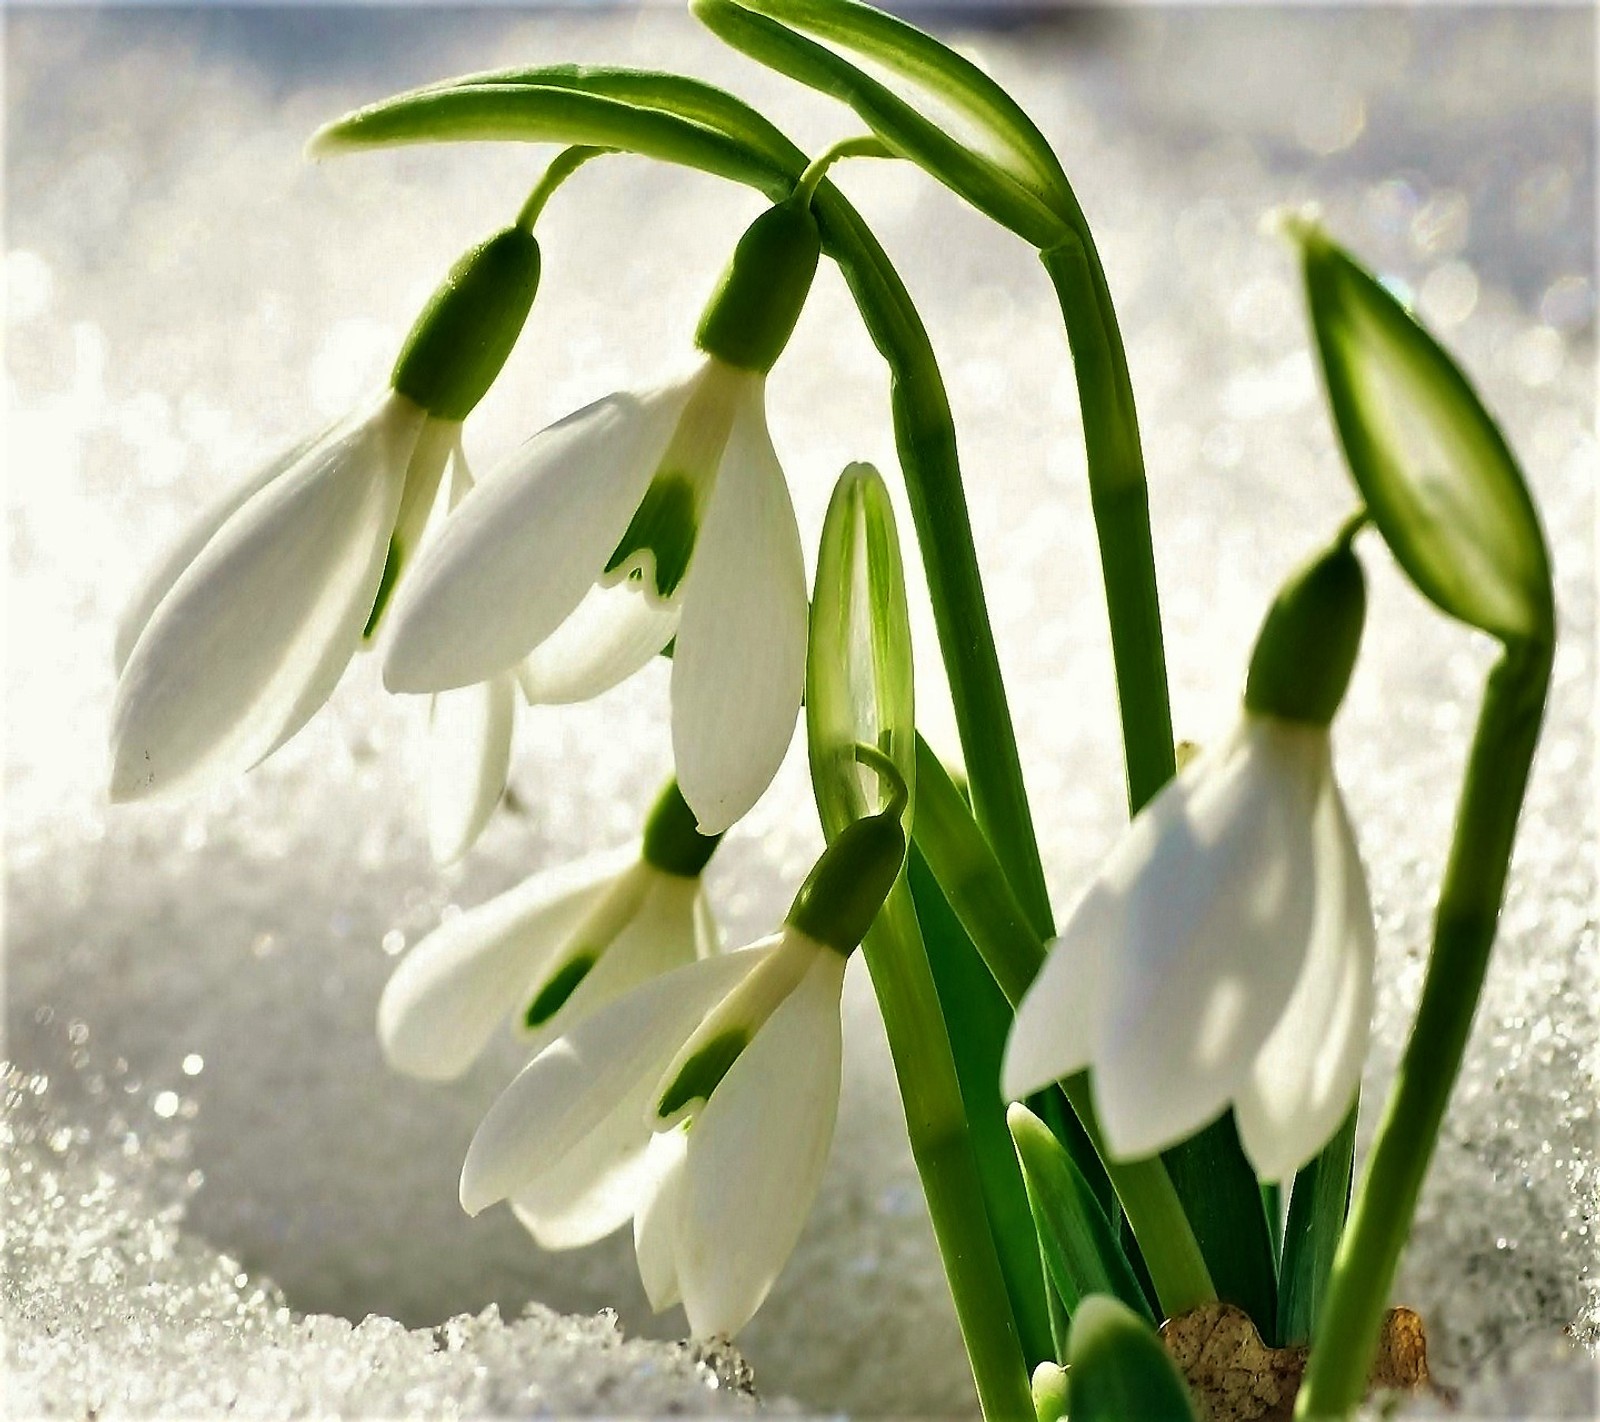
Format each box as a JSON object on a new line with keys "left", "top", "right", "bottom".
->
{"left": 1004, "top": 534, "right": 1376, "bottom": 1182}
{"left": 379, "top": 779, "right": 722, "bottom": 1088}
{"left": 381, "top": 199, "right": 822, "bottom": 835}
{"left": 109, "top": 224, "right": 541, "bottom": 802}
{"left": 461, "top": 806, "right": 906, "bottom": 1335}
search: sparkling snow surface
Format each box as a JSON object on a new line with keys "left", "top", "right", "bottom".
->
{"left": 5, "top": 6, "right": 1596, "bottom": 1417}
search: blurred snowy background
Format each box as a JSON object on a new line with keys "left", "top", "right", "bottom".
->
{"left": 5, "top": 4, "right": 1596, "bottom": 1417}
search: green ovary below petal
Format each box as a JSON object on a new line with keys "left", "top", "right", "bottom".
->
{"left": 605, "top": 474, "right": 699, "bottom": 601}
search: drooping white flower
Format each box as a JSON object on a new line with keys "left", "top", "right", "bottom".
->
{"left": 1004, "top": 536, "right": 1375, "bottom": 1182}
{"left": 381, "top": 354, "right": 808, "bottom": 836}
{"left": 461, "top": 926, "right": 847, "bottom": 1335}
{"left": 110, "top": 392, "right": 455, "bottom": 802}
{"left": 109, "top": 219, "right": 543, "bottom": 804}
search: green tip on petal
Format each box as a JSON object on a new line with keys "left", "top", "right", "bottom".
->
{"left": 655, "top": 1027, "right": 749, "bottom": 1123}
{"left": 605, "top": 474, "right": 700, "bottom": 601}
{"left": 1244, "top": 533, "right": 1367, "bottom": 726}
{"left": 524, "top": 954, "right": 596, "bottom": 1029}
{"left": 1298, "top": 225, "right": 1553, "bottom": 646}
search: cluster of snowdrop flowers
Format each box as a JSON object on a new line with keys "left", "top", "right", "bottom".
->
{"left": 109, "top": 224, "right": 542, "bottom": 803}
{"left": 1005, "top": 531, "right": 1376, "bottom": 1182}
{"left": 458, "top": 799, "right": 906, "bottom": 1337}
{"left": 383, "top": 197, "right": 822, "bottom": 835}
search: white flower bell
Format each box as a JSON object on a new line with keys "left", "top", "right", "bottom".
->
{"left": 1004, "top": 536, "right": 1376, "bottom": 1182}
{"left": 380, "top": 200, "right": 822, "bottom": 835}
{"left": 379, "top": 779, "right": 722, "bottom": 1086}
{"left": 460, "top": 806, "right": 905, "bottom": 1336}
{"left": 110, "top": 225, "right": 542, "bottom": 803}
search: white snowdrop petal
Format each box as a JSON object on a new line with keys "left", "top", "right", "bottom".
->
{"left": 426, "top": 672, "right": 518, "bottom": 865}
{"left": 509, "top": 1101, "right": 661, "bottom": 1249}
{"left": 521, "top": 581, "right": 680, "bottom": 705}
{"left": 113, "top": 425, "right": 331, "bottom": 675}
{"left": 676, "top": 949, "right": 845, "bottom": 1338}
{"left": 671, "top": 384, "right": 806, "bottom": 834}
{"left": 110, "top": 393, "right": 422, "bottom": 802}
{"left": 1235, "top": 780, "right": 1377, "bottom": 1182}
{"left": 1002, "top": 886, "right": 1115, "bottom": 1100}
{"left": 691, "top": 885, "right": 720, "bottom": 959}
{"left": 516, "top": 869, "right": 705, "bottom": 1059}
{"left": 382, "top": 384, "right": 689, "bottom": 693}
{"left": 377, "top": 845, "right": 634, "bottom": 1081}
{"left": 1093, "top": 721, "right": 1329, "bottom": 1161}
{"left": 633, "top": 1129, "right": 689, "bottom": 1312}
{"left": 460, "top": 948, "right": 766, "bottom": 1215}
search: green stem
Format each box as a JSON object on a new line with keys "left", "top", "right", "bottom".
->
{"left": 1039, "top": 236, "right": 1175, "bottom": 815}
{"left": 793, "top": 133, "right": 895, "bottom": 205}
{"left": 1297, "top": 637, "right": 1552, "bottom": 1418}
{"left": 911, "top": 736, "right": 1215, "bottom": 1319}
{"left": 864, "top": 886, "right": 1036, "bottom": 1420}
{"left": 516, "top": 144, "right": 610, "bottom": 229}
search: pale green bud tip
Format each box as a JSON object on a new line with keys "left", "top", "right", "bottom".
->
{"left": 1031, "top": 1362, "right": 1071, "bottom": 1422}
{"left": 642, "top": 779, "right": 723, "bottom": 878}
{"left": 785, "top": 812, "right": 905, "bottom": 956}
{"left": 695, "top": 198, "right": 821, "bottom": 374}
{"left": 391, "top": 226, "right": 541, "bottom": 421}
{"left": 1244, "top": 534, "right": 1366, "bottom": 727}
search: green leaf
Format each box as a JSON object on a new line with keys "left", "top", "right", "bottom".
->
{"left": 911, "top": 854, "right": 1056, "bottom": 1369}
{"left": 693, "top": 0, "right": 1064, "bottom": 247}
{"left": 806, "top": 463, "right": 916, "bottom": 839}
{"left": 1160, "top": 1114, "right": 1280, "bottom": 1343}
{"left": 1301, "top": 227, "right": 1553, "bottom": 645}
{"left": 1277, "top": 1099, "right": 1357, "bottom": 1347}
{"left": 1010, "top": 1103, "right": 1153, "bottom": 1323}
{"left": 1065, "top": 1295, "right": 1198, "bottom": 1422}
{"left": 714, "top": 0, "right": 1070, "bottom": 203}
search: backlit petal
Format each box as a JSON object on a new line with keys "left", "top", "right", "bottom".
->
{"left": 110, "top": 393, "right": 421, "bottom": 801}
{"left": 671, "top": 384, "right": 806, "bottom": 835}
{"left": 521, "top": 581, "right": 679, "bottom": 705}
{"left": 426, "top": 672, "right": 518, "bottom": 865}
{"left": 1092, "top": 719, "right": 1330, "bottom": 1160}
{"left": 382, "top": 383, "right": 688, "bottom": 693}
{"left": 1002, "top": 885, "right": 1114, "bottom": 1100}
{"left": 509, "top": 1100, "right": 661, "bottom": 1249}
{"left": 113, "top": 424, "right": 332, "bottom": 675}
{"left": 377, "top": 846, "right": 632, "bottom": 1081}
{"left": 675, "top": 948, "right": 845, "bottom": 1338}
{"left": 460, "top": 947, "right": 765, "bottom": 1215}
{"left": 1235, "top": 777, "right": 1376, "bottom": 1182}
{"left": 633, "top": 1129, "right": 689, "bottom": 1312}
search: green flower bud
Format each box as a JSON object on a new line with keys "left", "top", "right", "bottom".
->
{"left": 1244, "top": 535, "right": 1367, "bottom": 727}
{"left": 391, "top": 226, "right": 541, "bottom": 421}
{"left": 1299, "top": 224, "right": 1553, "bottom": 645}
{"left": 785, "top": 811, "right": 906, "bottom": 956}
{"left": 695, "top": 198, "right": 821, "bottom": 374}
{"left": 641, "top": 778, "right": 724, "bottom": 878}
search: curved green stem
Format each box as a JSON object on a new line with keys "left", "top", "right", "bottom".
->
{"left": 516, "top": 144, "right": 611, "bottom": 229}
{"left": 1297, "top": 637, "right": 1552, "bottom": 1418}
{"left": 793, "top": 133, "right": 896, "bottom": 205}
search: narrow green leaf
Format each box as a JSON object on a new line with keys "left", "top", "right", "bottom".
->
{"left": 1300, "top": 226, "right": 1554, "bottom": 645}
{"left": 1160, "top": 1113, "right": 1280, "bottom": 1343}
{"left": 910, "top": 854, "right": 1056, "bottom": 1369}
{"left": 1065, "top": 1295, "right": 1198, "bottom": 1422}
{"left": 807, "top": 463, "right": 916, "bottom": 839}
{"left": 1277, "top": 1099, "right": 1357, "bottom": 1347}
{"left": 693, "top": 0, "right": 1064, "bottom": 247}
{"left": 1010, "top": 1103, "right": 1153, "bottom": 1323}
{"left": 721, "top": 0, "right": 1070, "bottom": 203}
